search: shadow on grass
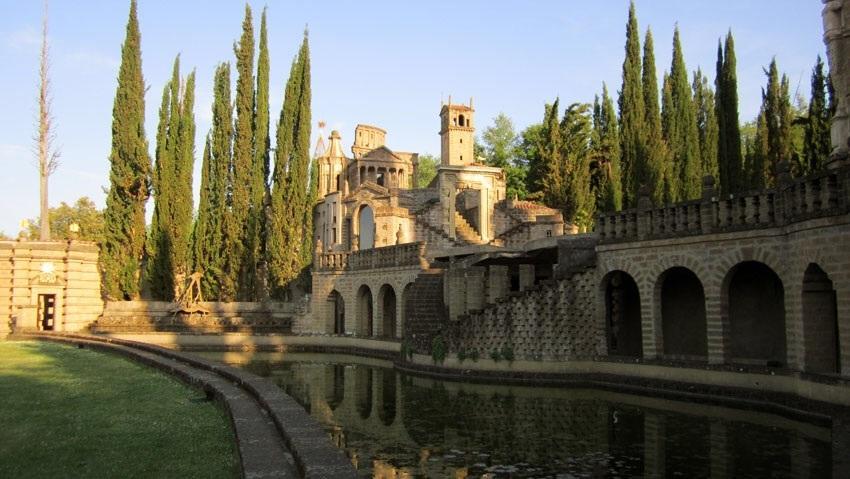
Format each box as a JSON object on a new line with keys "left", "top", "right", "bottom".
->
{"left": 0, "top": 341, "right": 239, "bottom": 479}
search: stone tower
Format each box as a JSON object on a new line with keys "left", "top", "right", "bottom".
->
{"left": 440, "top": 99, "right": 475, "bottom": 166}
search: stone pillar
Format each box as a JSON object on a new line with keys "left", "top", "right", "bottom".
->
{"left": 466, "top": 266, "right": 486, "bottom": 311}
{"left": 823, "top": 0, "right": 850, "bottom": 166}
{"left": 487, "top": 265, "right": 509, "bottom": 303}
{"left": 518, "top": 264, "right": 535, "bottom": 292}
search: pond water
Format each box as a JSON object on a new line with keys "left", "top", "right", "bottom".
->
{"left": 199, "top": 352, "right": 835, "bottom": 478}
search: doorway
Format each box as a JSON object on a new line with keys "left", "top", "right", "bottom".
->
{"left": 38, "top": 294, "right": 56, "bottom": 331}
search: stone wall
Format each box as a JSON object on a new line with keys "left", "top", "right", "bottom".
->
{"left": 450, "top": 268, "right": 602, "bottom": 360}
{"left": 0, "top": 240, "right": 102, "bottom": 334}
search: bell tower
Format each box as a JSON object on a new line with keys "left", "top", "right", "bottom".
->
{"left": 439, "top": 97, "right": 475, "bottom": 166}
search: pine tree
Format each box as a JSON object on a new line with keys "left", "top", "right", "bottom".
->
{"left": 591, "top": 84, "right": 622, "bottom": 212}
{"left": 193, "top": 63, "right": 232, "bottom": 300}
{"left": 618, "top": 1, "right": 645, "bottom": 208}
{"left": 693, "top": 68, "right": 719, "bottom": 185}
{"left": 101, "top": 0, "right": 151, "bottom": 300}
{"left": 717, "top": 31, "right": 742, "bottom": 195}
{"left": 666, "top": 27, "right": 701, "bottom": 200}
{"left": 804, "top": 56, "right": 831, "bottom": 173}
{"left": 642, "top": 28, "right": 667, "bottom": 205}
{"left": 762, "top": 59, "right": 793, "bottom": 186}
{"left": 246, "top": 7, "right": 270, "bottom": 300}
{"left": 221, "top": 5, "right": 254, "bottom": 301}
{"left": 268, "top": 32, "right": 312, "bottom": 297}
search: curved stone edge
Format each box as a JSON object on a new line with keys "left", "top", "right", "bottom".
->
{"left": 13, "top": 331, "right": 357, "bottom": 479}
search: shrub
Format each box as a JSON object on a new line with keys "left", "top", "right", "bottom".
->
{"left": 431, "top": 335, "right": 447, "bottom": 364}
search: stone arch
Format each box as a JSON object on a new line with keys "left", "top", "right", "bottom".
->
{"left": 802, "top": 263, "right": 840, "bottom": 374}
{"left": 657, "top": 267, "right": 707, "bottom": 360}
{"left": 723, "top": 261, "right": 786, "bottom": 366}
{"left": 602, "top": 270, "right": 643, "bottom": 358}
{"left": 356, "top": 285, "right": 374, "bottom": 337}
{"left": 378, "top": 284, "right": 397, "bottom": 339}
{"left": 352, "top": 202, "right": 376, "bottom": 250}
{"left": 328, "top": 290, "right": 345, "bottom": 335}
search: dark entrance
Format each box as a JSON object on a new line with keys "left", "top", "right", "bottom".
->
{"left": 330, "top": 290, "right": 345, "bottom": 335}
{"left": 380, "top": 285, "right": 397, "bottom": 339}
{"left": 604, "top": 271, "right": 643, "bottom": 358}
{"left": 802, "top": 264, "right": 840, "bottom": 374}
{"left": 660, "top": 267, "right": 708, "bottom": 360}
{"left": 38, "top": 294, "right": 56, "bottom": 331}
{"left": 727, "top": 261, "right": 786, "bottom": 366}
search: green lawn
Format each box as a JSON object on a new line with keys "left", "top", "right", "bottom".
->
{"left": 0, "top": 341, "right": 239, "bottom": 478}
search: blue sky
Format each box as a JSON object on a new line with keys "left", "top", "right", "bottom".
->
{"left": 0, "top": 1, "right": 824, "bottom": 236}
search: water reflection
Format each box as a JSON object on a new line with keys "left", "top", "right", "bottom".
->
{"left": 201, "top": 352, "right": 834, "bottom": 478}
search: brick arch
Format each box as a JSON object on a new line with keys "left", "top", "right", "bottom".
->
{"left": 377, "top": 284, "right": 398, "bottom": 339}
{"left": 356, "top": 284, "right": 374, "bottom": 336}
{"left": 654, "top": 266, "right": 708, "bottom": 360}
{"left": 600, "top": 269, "right": 643, "bottom": 358}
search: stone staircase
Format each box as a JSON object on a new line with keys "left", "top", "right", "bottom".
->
{"left": 454, "top": 211, "right": 482, "bottom": 244}
{"left": 403, "top": 268, "right": 448, "bottom": 354}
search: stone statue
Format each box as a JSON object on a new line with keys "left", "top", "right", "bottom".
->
{"left": 396, "top": 225, "right": 404, "bottom": 244}
{"left": 823, "top": 0, "right": 850, "bottom": 163}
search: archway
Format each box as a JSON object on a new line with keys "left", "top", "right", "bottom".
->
{"left": 357, "top": 205, "right": 375, "bottom": 250}
{"left": 328, "top": 290, "right": 345, "bottom": 335}
{"left": 379, "top": 284, "right": 397, "bottom": 339}
{"left": 604, "top": 271, "right": 643, "bottom": 358}
{"left": 726, "top": 261, "right": 786, "bottom": 365}
{"left": 659, "top": 267, "right": 707, "bottom": 360}
{"left": 357, "top": 285, "right": 373, "bottom": 337}
{"left": 802, "top": 263, "right": 840, "bottom": 374}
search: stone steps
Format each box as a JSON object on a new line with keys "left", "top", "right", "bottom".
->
{"left": 454, "top": 211, "right": 482, "bottom": 244}
{"left": 403, "top": 269, "right": 448, "bottom": 353}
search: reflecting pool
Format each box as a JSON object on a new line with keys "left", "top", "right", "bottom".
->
{"left": 199, "top": 352, "right": 835, "bottom": 478}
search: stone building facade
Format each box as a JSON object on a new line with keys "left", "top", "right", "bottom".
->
{"left": 308, "top": 101, "right": 566, "bottom": 337}
{"left": 0, "top": 240, "right": 102, "bottom": 335}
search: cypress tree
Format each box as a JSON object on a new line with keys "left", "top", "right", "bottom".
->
{"left": 747, "top": 108, "right": 770, "bottom": 189}
{"left": 245, "top": 7, "right": 270, "bottom": 300}
{"left": 618, "top": 1, "right": 644, "bottom": 208}
{"left": 661, "top": 72, "right": 678, "bottom": 201}
{"left": 173, "top": 69, "right": 195, "bottom": 288}
{"left": 101, "top": 0, "right": 151, "bottom": 300}
{"left": 693, "top": 68, "right": 719, "bottom": 184}
{"left": 666, "top": 27, "right": 701, "bottom": 200}
{"left": 717, "top": 32, "right": 742, "bottom": 194}
{"left": 762, "top": 59, "right": 793, "bottom": 186}
{"left": 592, "top": 85, "right": 622, "bottom": 212}
{"left": 193, "top": 64, "right": 232, "bottom": 300}
{"left": 268, "top": 32, "right": 312, "bottom": 297}
{"left": 561, "top": 103, "right": 595, "bottom": 230}
{"left": 804, "top": 56, "right": 831, "bottom": 173}
{"left": 222, "top": 5, "right": 254, "bottom": 300}
{"left": 642, "top": 28, "right": 667, "bottom": 205}
{"left": 301, "top": 157, "right": 319, "bottom": 268}
{"left": 540, "top": 99, "right": 565, "bottom": 210}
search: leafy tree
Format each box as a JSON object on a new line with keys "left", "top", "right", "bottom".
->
{"left": 221, "top": 4, "right": 254, "bottom": 300}
{"left": 664, "top": 27, "right": 701, "bottom": 200}
{"left": 480, "top": 113, "right": 528, "bottom": 199}
{"left": 268, "top": 31, "right": 311, "bottom": 298}
{"left": 693, "top": 68, "right": 719, "bottom": 185}
{"left": 193, "top": 63, "right": 232, "bottom": 300}
{"left": 803, "top": 56, "right": 832, "bottom": 173}
{"left": 642, "top": 28, "right": 667, "bottom": 205}
{"left": 618, "top": 1, "right": 645, "bottom": 207}
{"left": 101, "top": 0, "right": 151, "bottom": 300}
{"left": 415, "top": 153, "right": 439, "bottom": 188}
{"left": 27, "top": 197, "right": 103, "bottom": 242}
{"left": 591, "top": 84, "right": 622, "bottom": 211}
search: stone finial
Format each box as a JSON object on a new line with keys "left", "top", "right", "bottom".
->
{"left": 351, "top": 235, "right": 359, "bottom": 252}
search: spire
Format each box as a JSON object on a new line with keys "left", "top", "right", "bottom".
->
{"left": 313, "top": 120, "right": 327, "bottom": 158}
{"left": 328, "top": 130, "right": 345, "bottom": 158}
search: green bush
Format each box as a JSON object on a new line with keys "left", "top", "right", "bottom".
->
{"left": 490, "top": 349, "right": 502, "bottom": 362}
{"left": 457, "top": 349, "right": 467, "bottom": 363}
{"left": 431, "top": 335, "right": 447, "bottom": 364}
{"left": 502, "top": 345, "right": 515, "bottom": 362}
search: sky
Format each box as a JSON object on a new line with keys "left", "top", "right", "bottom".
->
{"left": 0, "top": 0, "right": 826, "bottom": 237}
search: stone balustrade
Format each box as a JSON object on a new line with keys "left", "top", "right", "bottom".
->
{"left": 597, "top": 166, "right": 849, "bottom": 243}
{"left": 315, "top": 242, "right": 427, "bottom": 272}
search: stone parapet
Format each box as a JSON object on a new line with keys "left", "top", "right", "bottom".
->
{"left": 315, "top": 242, "right": 427, "bottom": 272}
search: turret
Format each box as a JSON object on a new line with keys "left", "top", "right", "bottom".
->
{"left": 439, "top": 98, "right": 475, "bottom": 166}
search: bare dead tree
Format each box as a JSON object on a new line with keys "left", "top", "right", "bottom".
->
{"left": 35, "top": 0, "right": 60, "bottom": 241}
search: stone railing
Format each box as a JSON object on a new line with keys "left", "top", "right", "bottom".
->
{"left": 596, "top": 165, "right": 849, "bottom": 243}
{"left": 315, "top": 242, "right": 427, "bottom": 272}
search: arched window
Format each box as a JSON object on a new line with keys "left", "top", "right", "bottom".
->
{"left": 358, "top": 205, "right": 375, "bottom": 250}
{"left": 458, "top": 114, "right": 465, "bottom": 127}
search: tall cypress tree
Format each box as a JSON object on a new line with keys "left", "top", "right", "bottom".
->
{"left": 173, "top": 69, "right": 195, "bottom": 289}
{"left": 592, "top": 84, "right": 622, "bottom": 212}
{"left": 661, "top": 72, "right": 678, "bottom": 201}
{"left": 193, "top": 64, "right": 232, "bottom": 300}
{"left": 245, "top": 7, "right": 270, "bottom": 300}
{"left": 717, "top": 31, "right": 742, "bottom": 195}
{"left": 666, "top": 27, "right": 701, "bottom": 200}
{"left": 804, "top": 56, "right": 831, "bottom": 173}
{"left": 693, "top": 68, "right": 719, "bottom": 185}
{"left": 301, "top": 157, "right": 319, "bottom": 268}
{"left": 642, "top": 28, "right": 667, "bottom": 205}
{"left": 540, "top": 99, "right": 565, "bottom": 210}
{"left": 561, "top": 103, "right": 595, "bottom": 230}
{"left": 268, "top": 32, "right": 312, "bottom": 297}
{"left": 762, "top": 59, "right": 793, "bottom": 186}
{"left": 618, "top": 1, "right": 644, "bottom": 208}
{"left": 101, "top": 0, "right": 151, "bottom": 300}
{"left": 222, "top": 5, "right": 254, "bottom": 301}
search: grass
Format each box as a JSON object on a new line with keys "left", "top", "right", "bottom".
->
{"left": 0, "top": 341, "right": 239, "bottom": 478}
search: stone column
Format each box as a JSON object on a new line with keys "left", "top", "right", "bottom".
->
{"left": 518, "top": 264, "right": 535, "bottom": 291}
{"left": 487, "top": 265, "right": 509, "bottom": 304}
{"left": 823, "top": 0, "right": 850, "bottom": 165}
